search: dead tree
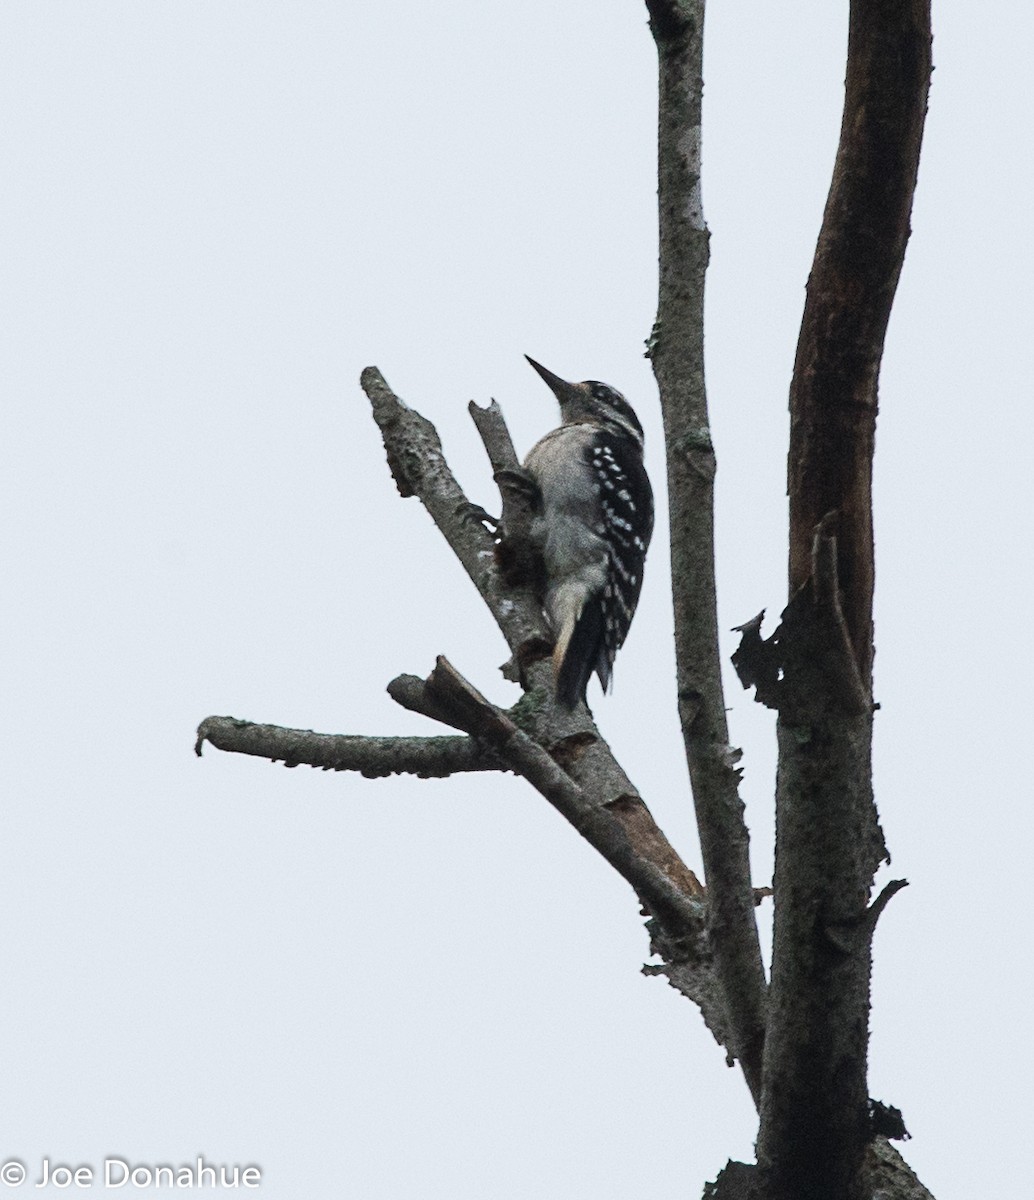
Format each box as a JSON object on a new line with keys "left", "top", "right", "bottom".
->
{"left": 197, "top": 2, "right": 933, "bottom": 1196}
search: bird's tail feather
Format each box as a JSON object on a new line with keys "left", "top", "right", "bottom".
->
{"left": 554, "top": 601, "right": 605, "bottom": 709}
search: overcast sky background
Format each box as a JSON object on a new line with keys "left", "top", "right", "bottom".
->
{"left": 3, "top": 2, "right": 1031, "bottom": 1196}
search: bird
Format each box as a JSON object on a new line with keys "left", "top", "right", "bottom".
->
{"left": 522, "top": 356, "right": 654, "bottom": 708}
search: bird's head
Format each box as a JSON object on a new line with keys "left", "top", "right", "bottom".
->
{"left": 524, "top": 355, "right": 644, "bottom": 450}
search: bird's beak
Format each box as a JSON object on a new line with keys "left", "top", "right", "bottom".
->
{"left": 525, "top": 355, "right": 579, "bottom": 404}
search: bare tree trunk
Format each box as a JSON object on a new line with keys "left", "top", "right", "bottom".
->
{"left": 753, "top": 3, "right": 933, "bottom": 1198}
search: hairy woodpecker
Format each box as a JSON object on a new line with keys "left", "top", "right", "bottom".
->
{"left": 523, "top": 356, "right": 654, "bottom": 708}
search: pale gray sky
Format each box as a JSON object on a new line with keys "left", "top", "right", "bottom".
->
{"left": 3, "top": 2, "right": 1030, "bottom": 1196}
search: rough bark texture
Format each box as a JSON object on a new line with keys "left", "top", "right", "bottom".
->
{"left": 756, "top": 537, "right": 888, "bottom": 1200}
{"left": 647, "top": 0, "right": 768, "bottom": 1103}
{"left": 755, "top": 2, "right": 933, "bottom": 1198}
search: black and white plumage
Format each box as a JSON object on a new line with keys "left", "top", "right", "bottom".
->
{"left": 523, "top": 356, "right": 654, "bottom": 708}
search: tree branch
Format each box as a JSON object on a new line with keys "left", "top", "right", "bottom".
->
{"left": 195, "top": 715, "right": 504, "bottom": 778}
{"left": 467, "top": 398, "right": 521, "bottom": 474}
{"left": 432, "top": 655, "right": 735, "bottom": 1046}
{"left": 362, "top": 366, "right": 546, "bottom": 663}
{"left": 387, "top": 662, "right": 706, "bottom": 903}
{"left": 202, "top": 369, "right": 718, "bottom": 1036}
{"left": 365, "top": 370, "right": 708, "bottom": 910}
{"left": 428, "top": 658, "right": 705, "bottom": 926}
{"left": 467, "top": 399, "right": 548, "bottom": 656}
{"left": 648, "top": 0, "right": 767, "bottom": 1104}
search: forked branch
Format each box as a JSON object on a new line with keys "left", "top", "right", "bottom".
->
{"left": 197, "top": 368, "right": 733, "bottom": 1048}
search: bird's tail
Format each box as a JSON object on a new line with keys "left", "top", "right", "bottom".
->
{"left": 553, "top": 599, "right": 608, "bottom": 709}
